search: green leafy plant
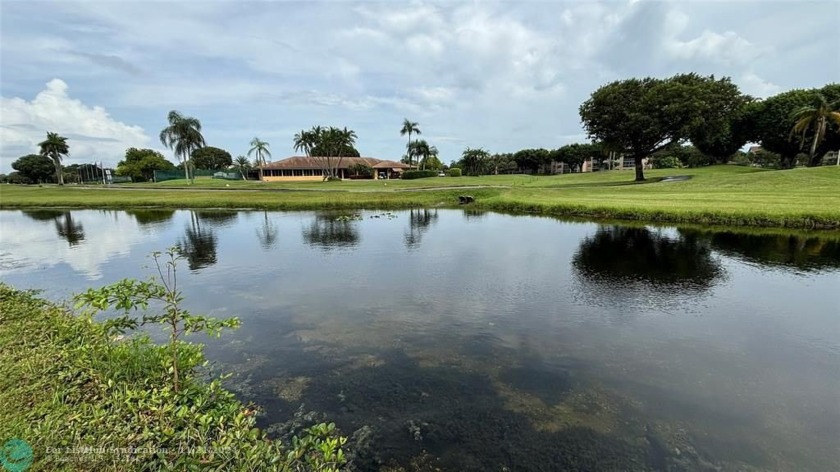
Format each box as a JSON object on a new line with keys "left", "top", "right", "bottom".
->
{"left": 1, "top": 284, "right": 348, "bottom": 471}
{"left": 448, "top": 168, "right": 462, "bottom": 177}
{"left": 402, "top": 170, "right": 438, "bottom": 179}
{"left": 75, "top": 247, "right": 239, "bottom": 392}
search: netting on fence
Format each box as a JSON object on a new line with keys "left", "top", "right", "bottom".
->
{"left": 153, "top": 169, "right": 227, "bottom": 182}
{"left": 212, "top": 171, "right": 243, "bottom": 180}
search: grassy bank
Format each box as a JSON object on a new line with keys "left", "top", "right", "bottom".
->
{"left": 2, "top": 166, "right": 839, "bottom": 228}
{"left": 0, "top": 285, "right": 345, "bottom": 471}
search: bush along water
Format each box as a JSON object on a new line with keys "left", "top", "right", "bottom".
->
{"left": 0, "top": 248, "right": 347, "bottom": 471}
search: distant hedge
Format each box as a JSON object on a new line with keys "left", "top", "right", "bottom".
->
{"left": 403, "top": 170, "right": 438, "bottom": 180}
{"left": 448, "top": 168, "right": 462, "bottom": 177}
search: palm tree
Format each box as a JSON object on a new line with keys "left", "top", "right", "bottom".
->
{"left": 234, "top": 155, "right": 250, "bottom": 180}
{"left": 294, "top": 126, "right": 323, "bottom": 177}
{"left": 295, "top": 126, "right": 356, "bottom": 180}
{"left": 39, "top": 132, "right": 69, "bottom": 185}
{"left": 248, "top": 137, "right": 272, "bottom": 181}
{"left": 400, "top": 119, "right": 421, "bottom": 167}
{"left": 159, "top": 110, "right": 205, "bottom": 184}
{"left": 790, "top": 94, "right": 840, "bottom": 167}
{"left": 333, "top": 127, "right": 357, "bottom": 178}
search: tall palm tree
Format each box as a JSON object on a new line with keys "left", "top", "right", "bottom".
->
{"left": 39, "top": 132, "right": 69, "bottom": 185}
{"left": 234, "top": 155, "right": 250, "bottom": 180}
{"left": 333, "top": 127, "right": 357, "bottom": 178}
{"left": 400, "top": 119, "right": 421, "bottom": 167}
{"left": 294, "top": 127, "right": 323, "bottom": 177}
{"left": 248, "top": 137, "right": 272, "bottom": 181}
{"left": 413, "top": 139, "right": 431, "bottom": 169}
{"left": 790, "top": 94, "right": 840, "bottom": 167}
{"left": 159, "top": 110, "right": 205, "bottom": 184}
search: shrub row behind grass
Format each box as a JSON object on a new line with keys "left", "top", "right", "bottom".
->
{"left": 0, "top": 284, "right": 346, "bottom": 472}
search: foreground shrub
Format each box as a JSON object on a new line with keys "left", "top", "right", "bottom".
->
{"left": 448, "top": 168, "right": 462, "bottom": 177}
{"left": 402, "top": 170, "right": 438, "bottom": 180}
{"left": 0, "top": 272, "right": 347, "bottom": 471}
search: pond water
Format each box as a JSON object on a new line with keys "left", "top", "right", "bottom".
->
{"left": 1, "top": 209, "right": 838, "bottom": 471}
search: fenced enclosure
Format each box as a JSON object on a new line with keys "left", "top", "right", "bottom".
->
{"left": 153, "top": 169, "right": 234, "bottom": 182}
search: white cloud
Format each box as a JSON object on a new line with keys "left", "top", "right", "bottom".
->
{"left": 1, "top": 1, "right": 837, "bottom": 165}
{"left": 0, "top": 210, "right": 148, "bottom": 280}
{"left": 738, "top": 71, "right": 782, "bottom": 98}
{"left": 664, "top": 10, "right": 764, "bottom": 65}
{"left": 0, "top": 79, "right": 150, "bottom": 168}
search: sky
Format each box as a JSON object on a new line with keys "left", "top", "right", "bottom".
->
{"left": 1, "top": 0, "right": 838, "bottom": 173}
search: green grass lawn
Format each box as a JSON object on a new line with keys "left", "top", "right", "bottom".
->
{"left": 2, "top": 165, "right": 839, "bottom": 229}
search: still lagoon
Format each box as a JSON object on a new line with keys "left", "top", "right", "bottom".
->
{"left": 1, "top": 209, "right": 838, "bottom": 471}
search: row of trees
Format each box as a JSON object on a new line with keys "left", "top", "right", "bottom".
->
{"left": 446, "top": 143, "right": 605, "bottom": 176}
{"left": 400, "top": 119, "right": 444, "bottom": 170}
{"left": 579, "top": 74, "right": 839, "bottom": 181}
{"left": 293, "top": 126, "right": 358, "bottom": 180}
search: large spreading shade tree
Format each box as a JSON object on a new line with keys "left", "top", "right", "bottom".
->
{"left": 11, "top": 154, "right": 55, "bottom": 183}
{"left": 400, "top": 119, "right": 421, "bottom": 167}
{"left": 116, "top": 148, "right": 176, "bottom": 182}
{"left": 580, "top": 73, "right": 747, "bottom": 181}
{"left": 248, "top": 138, "right": 271, "bottom": 180}
{"left": 293, "top": 126, "right": 358, "bottom": 180}
{"left": 159, "top": 110, "right": 205, "bottom": 184}
{"left": 39, "top": 132, "right": 69, "bottom": 185}
{"left": 191, "top": 146, "right": 233, "bottom": 170}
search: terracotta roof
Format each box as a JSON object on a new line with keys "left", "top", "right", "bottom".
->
{"left": 264, "top": 156, "right": 395, "bottom": 169}
{"left": 264, "top": 156, "right": 413, "bottom": 170}
{"left": 372, "top": 160, "right": 411, "bottom": 169}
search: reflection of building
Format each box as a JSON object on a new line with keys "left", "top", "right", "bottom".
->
{"left": 261, "top": 156, "right": 412, "bottom": 181}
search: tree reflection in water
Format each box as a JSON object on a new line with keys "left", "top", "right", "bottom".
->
{"left": 177, "top": 211, "right": 218, "bottom": 270}
{"left": 680, "top": 229, "right": 840, "bottom": 272}
{"left": 125, "top": 209, "right": 176, "bottom": 227}
{"left": 255, "top": 211, "right": 279, "bottom": 250}
{"left": 302, "top": 214, "right": 360, "bottom": 250}
{"left": 54, "top": 212, "right": 85, "bottom": 246}
{"left": 404, "top": 209, "right": 439, "bottom": 249}
{"left": 572, "top": 226, "right": 723, "bottom": 307}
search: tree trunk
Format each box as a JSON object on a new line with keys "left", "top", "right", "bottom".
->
{"left": 807, "top": 118, "right": 824, "bottom": 167}
{"left": 634, "top": 155, "right": 645, "bottom": 182}
{"left": 407, "top": 133, "right": 412, "bottom": 167}
{"left": 182, "top": 156, "right": 189, "bottom": 183}
{"left": 54, "top": 158, "right": 64, "bottom": 185}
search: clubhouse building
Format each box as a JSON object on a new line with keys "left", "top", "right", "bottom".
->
{"left": 261, "top": 156, "right": 412, "bottom": 181}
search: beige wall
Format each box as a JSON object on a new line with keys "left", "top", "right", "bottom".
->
{"left": 262, "top": 175, "right": 323, "bottom": 182}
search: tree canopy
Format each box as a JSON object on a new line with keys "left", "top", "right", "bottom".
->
{"left": 192, "top": 146, "right": 233, "bottom": 170}
{"left": 293, "top": 126, "right": 358, "bottom": 180}
{"left": 513, "top": 148, "right": 551, "bottom": 174}
{"left": 746, "top": 84, "right": 840, "bottom": 168}
{"left": 461, "top": 147, "right": 490, "bottom": 176}
{"left": 116, "top": 148, "right": 176, "bottom": 181}
{"left": 554, "top": 143, "right": 602, "bottom": 172}
{"left": 580, "top": 73, "right": 747, "bottom": 181}
{"left": 11, "top": 154, "right": 55, "bottom": 184}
